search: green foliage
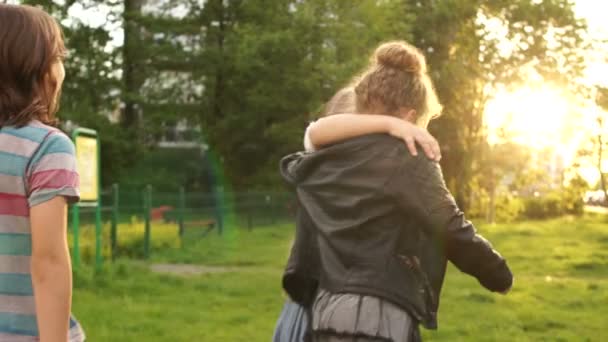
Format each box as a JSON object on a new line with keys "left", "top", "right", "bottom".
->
{"left": 411, "top": 0, "right": 586, "bottom": 208}
{"left": 522, "top": 177, "right": 587, "bottom": 219}
{"left": 522, "top": 193, "right": 564, "bottom": 219}
{"left": 494, "top": 193, "right": 525, "bottom": 222}
{"left": 70, "top": 220, "right": 180, "bottom": 262}
{"left": 468, "top": 166, "right": 586, "bottom": 222}
{"left": 18, "top": 0, "right": 587, "bottom": 197}
{"left": 198, "top": 0, "right": 416, "bottom": 188}
{"left": 116, "top": 148, "right": 211, "bottom": 192}
{"left": 560, "top": 174, "right": 588, "bottom": 216}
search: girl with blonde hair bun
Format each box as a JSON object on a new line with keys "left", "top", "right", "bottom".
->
{"left": 281, "top": 41, "right": 512, "bottom": 342}
{"left": 303, "top": 41, "right": 443, "bottom": 159}
{"left": 273, "top": 78, "right": 441, "bottom": 342}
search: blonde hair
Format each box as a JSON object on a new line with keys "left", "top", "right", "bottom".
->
{"left": 322, "top": 87, "right": 356, "bottom": 117}
{"left": 354, "top": 41, "right": 442, "bottom": 126}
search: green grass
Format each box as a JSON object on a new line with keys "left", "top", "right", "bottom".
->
{"left": 72, "top": 215, "right": 608, "bottom": 341}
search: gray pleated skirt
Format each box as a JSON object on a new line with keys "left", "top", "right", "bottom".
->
{"left": 311, "top": 289, "right": 418, "bottom": 342}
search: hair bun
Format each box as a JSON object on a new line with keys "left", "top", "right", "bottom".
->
{"left": 374, "top": 41, "right": 425, "bottom": 74}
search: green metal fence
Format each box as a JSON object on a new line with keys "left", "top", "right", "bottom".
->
{"left": 69, "top": 185, "right": 295, "bottom": 266}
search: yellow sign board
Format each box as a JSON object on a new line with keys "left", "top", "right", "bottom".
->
{"left": 75, "top": 135, "right": 99, "bottom": 202}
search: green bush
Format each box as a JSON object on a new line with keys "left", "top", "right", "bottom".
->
{"left": 495, "top": 194, "right": 525, "bottom": 222}
{"left": 474, "top": 174, "right": 588, "bottom": 221}
{"left": 69, "top": 220, "right": 181, "bottom": 263}
{"left": 521, "top": 176, "right": 586, "bottom": 219}
{"left": 522, "top": 193, "right": 563, "bottom": 219}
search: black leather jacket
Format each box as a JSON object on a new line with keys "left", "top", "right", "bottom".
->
{"left": 280, "top": 134, "right": 513, "bottom": 329}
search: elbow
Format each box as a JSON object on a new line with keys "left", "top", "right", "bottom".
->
{"left": 306, "top": 121, "right": 321, "bottom": 150}
{"left": 30, "top": 252, "right": 71, "bottom": 285}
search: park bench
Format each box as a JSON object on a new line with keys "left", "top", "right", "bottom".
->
{"left": 151, "top": 205, "right": 173, "bottom": 221}
{"left": 152, "top": 206, "right": 217, "bottom": 238}
{"left": 150, "top": 205, "right": 217, "bottom": 236}
{"left": 181, "top": 218, "right": 217, "bottom": 237}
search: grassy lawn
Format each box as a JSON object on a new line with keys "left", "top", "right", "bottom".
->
{"left": 72, "top": 215, "right": 608, "bottom": 341}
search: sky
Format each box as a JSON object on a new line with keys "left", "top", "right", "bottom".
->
{"left": 573, "top": 0, "right": 608, "bottom": 87}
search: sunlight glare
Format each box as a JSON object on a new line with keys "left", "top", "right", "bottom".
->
{"left": 485, "top": 86, "right": 571, "bottom": 148}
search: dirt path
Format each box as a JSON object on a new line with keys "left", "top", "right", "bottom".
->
{"left": 149, "top": 263, "right": 239, "bottom": 276}
{"left": 584, "top": 205, "right": 608, "bottom": 214}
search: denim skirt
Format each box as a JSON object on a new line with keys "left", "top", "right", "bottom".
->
{"left": 273, "top": 300, "right": 309, "bottom": 342}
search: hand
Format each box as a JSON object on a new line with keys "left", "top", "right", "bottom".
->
{"left": 499, "top": 278, "right": 513, "bottom": 295}
{"left": 388, "top": 119, "right": 441, "bottom": 161}
{"left": 499, "top": 287, "right": 511, "bottom": 295}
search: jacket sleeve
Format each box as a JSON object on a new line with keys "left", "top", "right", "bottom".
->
{"left": 279, "top": 153, "right": 320, "bottom": 307}
{"left": 386, "top": 157, "right": 513, "bottom": 293}
{"left": 283, "top": 204, "right": 320, "bottom": 307}
{"left": 280, "top": 152, "right": 307, "bottom": 186}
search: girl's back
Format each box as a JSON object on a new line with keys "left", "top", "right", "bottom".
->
{"left": 1, "top": 4, "right": 86, "bottom": 340}
{"left": 0, "top": 121, "right": 79, "bottom": 340}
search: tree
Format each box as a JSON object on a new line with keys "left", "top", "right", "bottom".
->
{"left": 407, "top": 0, "right": 586, "bottom": 210}
{"left": 596, "top": 87, "right": 608, "bottom": 203}
{"left": 122, "top": 0, "right": 146, "bottom": 132}
{"left": 477, "top": 141, "right": 530, "bottom": 222}
{"left": 18, "top": 0, "right": 138, "bottom": 186}
{"left": 15, "top": 0, "right": 588, "bottom": 193}
{"left": 196, "top": 0, "right": 417, "bottom": 188}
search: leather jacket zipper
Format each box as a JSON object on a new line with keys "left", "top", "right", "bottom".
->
{"left": 397, "top": 254, "right": 437, "bottom": 319}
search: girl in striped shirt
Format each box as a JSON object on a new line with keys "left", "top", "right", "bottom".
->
{"left": 0, "top": 4, "right": 85, "bottom": 342}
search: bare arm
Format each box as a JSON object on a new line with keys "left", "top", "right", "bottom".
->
{"left": 30, "top": 197, "right": 72, "bottom": 342}
{"left": 305, "top": 114, "right": 441, "bottom": 161}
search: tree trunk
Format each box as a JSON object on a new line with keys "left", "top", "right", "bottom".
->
{"left": 488, "top": 185, "right": 496, "bottom": 224}
{"left": 122, "top": 0, "right": 144, "bottom": 131}
{"left": 212, "top": 0, "right": 225, "bottom": 122}
{"left": 598, "top": 122, "right": 608, "bottom": 205}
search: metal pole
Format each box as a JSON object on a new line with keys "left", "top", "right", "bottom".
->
{"left": 215, "top": 186, "right": 224, "bottom": 235}
{"left": 270, "top": 194, "right": 276, "bottom": 224}
{"left": 95, "top": 201, "right": 102, "bottom": 270}
{"left": 94, "top": 131, "right": 103, "bottom": 271}
{"left": 247, "top": 192, "right": 252, "bottom": 231}
{"left": 178, "top": 186, "right": 185, "bottom": 239}
{"left": 111, "top": 184, "right": 119, "bottom": 260}
{"left": 144, "top": 185, "right": 152, "bottom": 258}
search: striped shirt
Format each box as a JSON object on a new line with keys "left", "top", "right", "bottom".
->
{"left": 0, "top": 120, "right": 81, "bottom": 341}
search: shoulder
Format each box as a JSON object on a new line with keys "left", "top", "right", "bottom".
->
{"left": 28, "top": 124, "right": 75, "bottom": 167}
{"left": 0, "top": 121, "right": 56, "bottom": 144}
{"left": 31, "top": 121, "right": 75, "bottom": 155}
{"left": 379, "top": 136, "right": 438, "bottom": 174}
{"left": 387, "top": 143, "right": 444, "bottom": 191}
{"left": 41, "top": 131, "right": 75, "bottom": 154}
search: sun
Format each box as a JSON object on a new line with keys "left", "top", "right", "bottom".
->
{"left": 484, "top": 86, "right": 573, "bottom": 149}
{"left": 484, "top": 85, "right": 607, "bottom": 185}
